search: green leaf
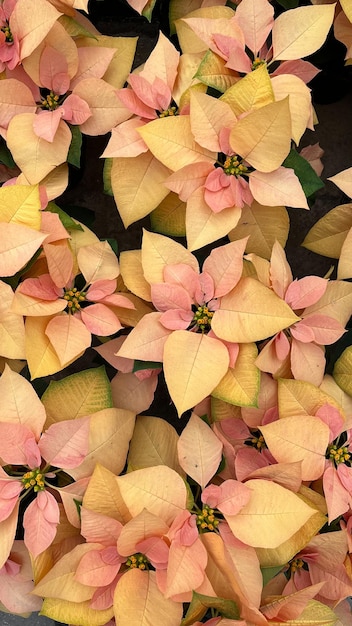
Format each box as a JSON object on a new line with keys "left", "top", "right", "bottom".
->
{"left": 282, "top": 149, "right": 324, "bottom": 198}
{"left": 41, "top": 366, "right": 113, "bottom": 426}
{"left": 142, "top": 0, "right": 157, "bottom": 21}
{"left": 61, "top": 204, "right": 95, "bottom": 228}
{"left": 45, "top": 202, "right": 84, "bottom": 231}
{"left": 181, "top": 591, "right": 240, "bottom": 626}
{"left": 261, "top": 565, "right": 284, "bottom": 587}
{"left": 67, "top": 125, "right": 82, "bottom": 169}
{"left": 0, "top": 138, "right": 16, "bottom": 168}
{"left": 58, "top": 14, "right": 98, "bottom": 39}
{"left": 103, "top": 158, "right": 113, "bottom": 196}
{"left": 132, "top": 360, "right": 162, "bottom": 373}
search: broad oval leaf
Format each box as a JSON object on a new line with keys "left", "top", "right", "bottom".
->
{"left": 271, "top": 4, "right": 335, "bottom": 61}
{"left": 259, "top": 416, "right": 329, "bottom": 481}
{"left": 163, "top": 331, "right": 230, "bottom": 416}
{"left": 0, "top": 222, "right": 46, "bottom": 277}
{"left": 128, "top": 415, "right": 183, "bottom": 475}
{"left": 177, "top": 413, "right": 223, "bottom": 487}
{"left": 142, "top": 229, "right": 199, "bottom": 284}
{"left": 41, "top": 366, "right": 112, "bottom": 427}
{"left": 225, "top": 479, "right": 315, "bottom": 548}
{"left": 229, "top": 201, "right": 289, "bottom": 260}
{"left": 230, "top": 99, "right": 291, "bottom": 173}
{"left": 301, "top": 204, "right": 352, "bottom": 258}
{"left": 115, "top": 465, "right": 187, "bottom": 525}
{"left": 7, "top": 114, "right": 71, "bottom": 184}
{"left": 138, "top": 116, "right": 216, "bottom": 172}
{"left": 212, "top": 277, "right": 300, "bottom": 343}
{"left": 220, "top": 64, "right": 274, "bottom": 116}
{"left": 114, "top": 569, "right": 183, "bottom": 626}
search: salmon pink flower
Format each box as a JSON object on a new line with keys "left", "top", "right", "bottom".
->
{"left": 0, "top": 365, "right": 91, "bottom": 561}
{"left": 118, "top": 232, "right": 248, "bottom": 415}
{"left": 254, "top": 242, "right": 346, "bottom": 386}
{"left": 12, "top": 241, "right": 135, "bottom": 367}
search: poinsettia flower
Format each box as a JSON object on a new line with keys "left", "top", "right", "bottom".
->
{"left": 103, "top": 31, "right": 183, "bottom": 161}
{"left": 118, "top": 232, "right": 249, "bottom": 415}
{"left": 0, "top": 365, "right": 91, "bottom": 559}
{"left": 182, "top": 0, "right": 330, "bottom": 84}
{"left": 12, "top": 241, "right": 135, "bottom": 367}
{"left": 0, "top": 0, "right": 61, "bottom": 73}
{"left": 283, "top": 530, "right": 352, "bottom": 606}
{"left": 254, "top": 241, "right": 347, "bottom": 386}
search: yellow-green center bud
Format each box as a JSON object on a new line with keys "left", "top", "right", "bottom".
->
{"left": 159, "top": 106, "right": 178, "bottom": 118}
{"left": 196, "top": 505, "right": 220, "bottom": 533}
{"left": 41, "top": 91, "right": 60, "bottom": 111}
{"left": 1, "top": 24, "right": 13, "bottom": 42}
{"left": 245, "top": 430, "right": 267, "bottom": 451}
{"left": 192, "top": 305, "right": 214, "bottom": 332}
{"left": 327, "top": 443, "right": 351, "bottom": 466}
{"left": 288, "top": 558, "right": 305, "bottom": 575}
{"left": 125, "top": 553, "right": 149, "bottom": 570}
{"left": 251, "top": 58, "right": 266, "bottom": 71}
{"left": 21, "top": 468, "right": 45, "bottom": 492}
{"left": 223, "top": 155, "right": 248, "bottom": 177}
{"left": 63, "top": 287, "right": 86, "bottom": 314}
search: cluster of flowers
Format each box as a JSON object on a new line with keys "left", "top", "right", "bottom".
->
{"left": 1, "top": 0, "right": 352, "bottom": 625}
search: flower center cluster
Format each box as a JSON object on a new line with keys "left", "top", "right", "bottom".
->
{"left": 288, "top": 558, "right": 305, "bottom": 575}
{"left": 245, "top": 430, "right": 267, "bottom": 451}
{"left": 327, "top": 443, "right": 351, "bottom": 466}
{"left": 125, "top": 553, "right": 149, "bottom": 570}
{"left": 1, "top": 23, "right": 13, "bottom": 42}
{"left": 21, "top": 468, "right": 45, "bottom": 492}
{"left": 41, "top": 91, "right": 60, "bottom": 110}
{"left": 63, "top": 287, "right": 86, "bottom": 314}
{"left": 251, "top": 57, "right": 265, "bottom": 71}
{"left": 196, "top": 505, "right": 220, "bottom": 532}
{"left": 223, "top": 155, "right": 248, "bottom": 177}
{"left": 159, "top": 106, "right": 178, "bottom": 118}
{"left": 192, "top": 305, "right": 214, "bottom": 332}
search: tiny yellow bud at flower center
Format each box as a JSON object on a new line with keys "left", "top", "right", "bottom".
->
{"left": 192, "top": 305, "right": 214, "bottom": 332}
{"left": 63, "top": 287, "right": 86, "bottom": 314}
{"left": 159, "top": 106, "right": 178, "bottom": 118}
{"left": 196, "top": 504, "right": 220, "bottom": 533}
{"left": 288, "top": 558, "right": 305, "bottom": 575}
{"left": 41, "top": 91, "right": 60, "bottom": 111}
{"left": 245, "top": 430, "right": 267, "bottom": 451}
{"left": 223, "top": 155, "right": 248, "bottom": 177}
{"left": 327, "top": 443, "right": 351, "bottom": 466}
{"left": 1, "top": 23, "right": 13, "bottom": 42}
{"left": 251, "top": 58, "right": 266, "bottom": 71}
{"left": 125, "top": 553, "right": 149, "bottom": 570}
{"left": 21, "top": 468, "right": 45, "bottom": 492}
